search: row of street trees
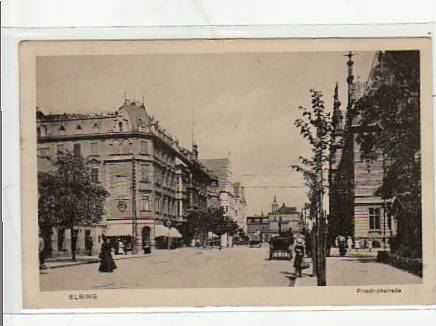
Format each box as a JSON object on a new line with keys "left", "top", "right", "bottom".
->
{"left": 38, "top": 152, "right": 109, "bottom": 260}
{"left": 182, "top": 207, "right": 239, "bottom": 247}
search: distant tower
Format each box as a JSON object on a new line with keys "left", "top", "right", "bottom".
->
{"left": 272, "top": 196, "right": 279, "bottom": 213}
{"left": 192, "top": 143, "right": 198, "bottom": 159}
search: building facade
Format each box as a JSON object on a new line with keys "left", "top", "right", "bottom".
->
{"left": 329, "top": 52, "right": 397, "bottom": 249}
{"left": 37, "top": 100, "right": 218, "bottom": 254}
{"left": 268, "top": 197, "right": 303, "bottom": 234}
{"left": 246, "top": 215, "right": 270, "bottom": 242}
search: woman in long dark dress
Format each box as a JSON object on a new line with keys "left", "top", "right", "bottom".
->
{"left": 99, "top": 235, "right": 117, "bottom": 273}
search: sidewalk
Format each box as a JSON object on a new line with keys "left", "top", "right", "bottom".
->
{"left": 42, "top": 246, "right": 235, "bottom": 269}
{"left": 43, "top": 253, "right": 149, "bottom": 269}
{"left": 295, "top": 255, "right": 422, "bottom": 287}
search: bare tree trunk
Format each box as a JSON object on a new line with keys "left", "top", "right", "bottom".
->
{"left": 70, "top": 228, "right": 77, "bottom": 261}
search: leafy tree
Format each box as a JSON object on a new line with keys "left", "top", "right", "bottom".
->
{"left": 355, "top": 51, "right": 421, "bottom": 254}
{"left": 293, "top": 89, "right": 332, "bottom": 286}
{"left": 38, "top": 151, "right": 109, "bottom": 260}
{"left": 38, "top": 171, "right": 62, "bottom": 256}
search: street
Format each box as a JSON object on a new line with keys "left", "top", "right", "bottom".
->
{"left": 40, "top": 245, "right": 296, "bottom": 291}
{"left": 40, "top": 245, "right": 422, "bottom": 292}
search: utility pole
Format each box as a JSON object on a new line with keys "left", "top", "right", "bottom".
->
{"left": 131, "top": 158, "right": 138, "bottom": 254}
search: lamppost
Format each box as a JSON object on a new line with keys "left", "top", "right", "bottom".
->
{"left": 165, "top": 219, "right": 172, "bottom": 250}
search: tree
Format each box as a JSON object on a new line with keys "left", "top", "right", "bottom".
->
{"left": 293, "top": 89, "right": 332, "bottom": 286}
{"left": 186, "top": 208, "right": 210, "bottom": 247}
{"left": 38, "top": 171, "right": 61, "bottom": 256}
{"left": 38, "top": 151, "right": 109, "bottom": 260}
{"left": 355, "top": 51, "right": 421, "bottom": 256}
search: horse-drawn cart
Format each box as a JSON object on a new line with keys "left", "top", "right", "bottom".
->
{"left": 268, "top": 235, "right": 292, "bottom": 260}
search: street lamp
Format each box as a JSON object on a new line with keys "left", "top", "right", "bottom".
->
{"left": 165, "top": 219, "right": 172, "bottom": 250}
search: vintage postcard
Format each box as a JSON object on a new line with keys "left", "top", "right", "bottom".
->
{"left": 20, "top": 38, "right": 435, "bottom": 308}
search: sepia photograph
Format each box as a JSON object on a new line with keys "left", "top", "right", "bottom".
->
{"left": 19, "top": 39, "right": 435, "bottom": 308}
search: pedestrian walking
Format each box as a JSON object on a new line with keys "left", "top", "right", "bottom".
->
{"left": 354, "top": 238, "right": 361, "bottom": 251}
{"left": 38, "top": 235, "right": 46, "bottom": 269}
{"left": 86, "top": 236, "right": 93, "bottom": 256}
{"left": 98, "top": 235, "right": 117, "bottom": 273}
{"left": 338, "top": 235, "right": 347, "bottom": 256}
{"left": 367, "top": 238, "right": 373, "bottom": 253}
{"left": 293, "top": 236, "right": 305, "bottom": 277}
{"left": 347, "top": 236, "right": 353, "bottom": 251}
{"left": 119, "top": 240, "right": 125, "bottom": 255}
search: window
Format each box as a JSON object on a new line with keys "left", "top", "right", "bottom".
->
{"left": 73, "top": 143, "right": 81, "bottom": 156}
{"left": 76, "top": 125, "right": 82, "bottom": 131}
{"left": 59, "top": 125, "right": 65, "bottom": 132}
{"left": 141, "top": 164, "right": 149, "bottom": 182}
{"left": 112, "top": 141, "right": 120, "bottom": 155}
{"left": 122, "top": 141, "right": 130, "bottom": 154}
{"left": 90, "top": 142, "right": 98, "bottom": 155}
{"left": 118, "top": 122, "right": 124, "bottom": 132}
{"left": 57, "top": 144, "right": 64, "bottom": 154}
{"left": 140, "top": 141, "right": 149, "bottom": 155}
{"left": 91, "top": 168, "right": 99, "bottom": 183}
{"left": 141, "top": 195, "right": 150, "bottom": 211}
{"left": 369, "top": 207, "right": 381, "bottom": 230}
{"left": 37, "top": 127, "right": 41, "bottom": 137}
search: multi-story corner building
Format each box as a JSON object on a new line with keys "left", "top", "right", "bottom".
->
{"left": 268, "top": 197, "right": 303, "bottom": 234}
{"left": 37, "top": 99, "right": 218, "bottom": 254}
{"left": 329, "top": 52, "right": 398, "bottom": 249}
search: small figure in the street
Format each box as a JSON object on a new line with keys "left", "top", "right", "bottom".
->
{"left": 338, "top": 235, "right": 347, "bottom": 256}
{"left": 86, "top": 236, "right": 93, "bottom": 256}
{"left": 119, "top": 240, "right": 125, "bottom": 255}
{"left": 354, "top": 238, "right": 361, "bottom": 252}
{"left": 347, "top": 236, "right": 353, "bottom": 251}
{"left": 293, "top": 236, "right": 305, "bottom": 277}
{"left": 99, "top": 235, "right": 117, "bottom": 273}
{"left": 39, "top": 234, "right": 47, "bottom": 269}
{"left": 114, "top": 238, "right": 120, "bottom": 255}
{"left": 367, "top": 238, "right": 373, "bottom": 253}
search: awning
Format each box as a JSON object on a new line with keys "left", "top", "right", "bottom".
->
{"left": 170, "top": 228, "right": 182, "bottom": 238}
{"left": 155, "top": 224, "right": 182, "bottom": 239}
{"left": 105, "top": 223, "right": 133, "bottom": 236}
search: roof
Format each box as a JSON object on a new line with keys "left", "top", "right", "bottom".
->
{"left": 199, "top": 158, "right": 232, "bottom": 191}
{"left": 270, "top": 203, "right": 299, "bottom": 215}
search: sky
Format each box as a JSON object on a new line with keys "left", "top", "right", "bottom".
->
{"left": 36, "top": 50, "right": 374, "bottom": 216}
